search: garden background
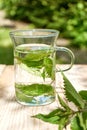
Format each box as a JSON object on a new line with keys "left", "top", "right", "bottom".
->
{"left": 0, "top": 0, "right": 87, "bottom": 65}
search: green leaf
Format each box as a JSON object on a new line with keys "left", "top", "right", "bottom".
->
{"left": 32, "top": 109, "right": 62, "bottom": 124}
{"left": 16, "top": 83, "right": 54, "bottom": 96}
{"left": 20, "top": 63, "right": 42, "bottom": 76}
{"left": 23, "top": 50, "right": 50, "bottom": 61}
{"left": 31, "top": 71, "right": 87, "bottom": 130}
{"left": 16, "top": 48, "right": 54, "bottom": 80}
{"left": 79, "top": 90, "right": 87, "bottom": 101}
{"left": 78, "top": 113, "right": 87, "bottom": 130}
{"left": 22, "top": 58, "right": 43, "bottom": 68}
{"left": 58, "top": 117, "right": 69, "bottom": 130}
{"left": 22, "top": 49, "right": 51, "bottom": 68}
{"left": 71, "top": 115, "right": 82, "bottom": 130}
{"left": 32, "top": 108, "right": 67, "bottom": 124}
{"left": 41, "top": 68, "right": 46, "bottom": 80}
{"left": 71, "top": 113, "right": 87, "bottom": 130}
{"left": 62, "top": 72, "right": 85, "bottom": 109}
{"left": 32, "top": 113, "right": 59, "bottom": 124}
{"left": 58, "top": 95, "right": 72, "bottom": 111}
{"left": 82, "top": 111, "right": 87, "bottom": 129}
{"left": 44, "top": 57, "right": 53, "bottom": 78}
{"left": 21, "top": 50, "right": 46, "bottom": 68}
{"left": 33, "top": 108, "right": 70, "bottom": 130}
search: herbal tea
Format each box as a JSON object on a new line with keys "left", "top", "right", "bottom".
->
{"left": 10, "top": 29, "right": 74, "bottom": 106}
{"left": 14, "top": 44, "right": 56, "bottom": 106}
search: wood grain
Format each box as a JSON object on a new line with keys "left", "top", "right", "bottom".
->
{"left": 0, "top": 65, "right": 87, "bottom": 130}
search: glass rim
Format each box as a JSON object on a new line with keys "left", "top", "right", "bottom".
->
{"left": 9, "top": 29, "right": 59, "bottom": 38}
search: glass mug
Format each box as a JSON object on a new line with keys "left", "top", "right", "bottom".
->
{"left": 10, "top": 29, "right": 74, "bottom": 106}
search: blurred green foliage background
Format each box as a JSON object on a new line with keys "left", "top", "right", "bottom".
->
{"left": 1, "top": 0, "right": 87, "bottom": 48}
{"left": 0, "top": 0, "right": 87, "bottom": 64}
{"left": 0, "top": 28, "right": 13, "bottom": 64}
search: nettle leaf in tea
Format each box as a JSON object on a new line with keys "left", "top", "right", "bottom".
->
{"left": 62, "top": 72, "right": 85, "bottom": 109}
{"left": 15, "top": 45, "right": 55, "bottom": 80}
{"left": 16, "top": 83, "right": 54, "bottom": 96}
{"left": 15, "top": 83, "right": 55, "bottom": 104}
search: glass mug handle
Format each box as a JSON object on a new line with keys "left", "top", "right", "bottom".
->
{"left": 56, "top": 47, "right": 75, "bottom": 71}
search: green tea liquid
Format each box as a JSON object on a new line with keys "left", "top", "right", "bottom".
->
{"left": 15, "top": 44, "right": 55, "bottom": 106}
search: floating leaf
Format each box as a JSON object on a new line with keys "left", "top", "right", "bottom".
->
{"left": 44, "top": 57, "right": 54, "bottom": 79}
{"left": 16, "top": 83, "right": 54, "bottom": 96}
{"left": 22, "top": 58, "right": 43, "bottom": 68}
{"left": 23, "top": 50, "right": 51, "bottom": 61}
{"left": 16, "top": 47, "right": 54, "bottom": 80}
{"left": 20, "top": 63, "right": 42, "bottom": 76}
{"left": 41, "top": 68, "right": 46, "bottom": 80}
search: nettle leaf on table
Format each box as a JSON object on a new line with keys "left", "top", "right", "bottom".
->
{"left": 79, "top": 90, "right": 87, "bottom": 101}
{"left": 78, "top": 113, "right": 87, "bottom": 130}
{"left": 71, "top": 112, "right": 87, "bottom": 130}
{"left": 57, "top": 95, "right": 72, "bottom": 111}
{"left": 32, "top": 108, "right": 71, "bottom": 130}
{"left": 32, "top": 108, "right": 62, "bottom": 124}
{"left": 71, "top": 115, "right": 82, "bottom": 130}
{"left": 62, "top": 72, "right": 85, "bottom": 109}
{"left": 32, "top": 72, "right": 87, "bottom": 130}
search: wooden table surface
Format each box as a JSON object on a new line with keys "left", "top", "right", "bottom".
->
{"left": 0, "top": 65, "right": 87, "bottom": 130}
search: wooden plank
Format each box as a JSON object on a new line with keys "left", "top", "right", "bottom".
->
{"left": 0, "top": 65, "right": 6, "bottom": 76}
{"left": 0, "top": 65, "right": 14, "bottom": 88}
